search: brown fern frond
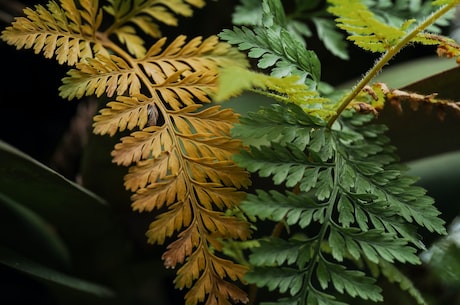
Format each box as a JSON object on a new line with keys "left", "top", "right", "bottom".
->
{"left": 1, "top": 0, "right": 106, "bottom": 65}
{"left": 368, "top": 82, "right": 460, "bottom": 120}
{"left": 87, "top": 33, "right": 252, "bottom": 304}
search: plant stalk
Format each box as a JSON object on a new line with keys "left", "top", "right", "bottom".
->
{"left": 327, "top": 1, "right": 459, "bottom": 128}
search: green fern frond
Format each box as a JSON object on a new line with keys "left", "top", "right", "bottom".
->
{"left": 1, "top": 0, "right": 106, "bottom": 65}
{"left": 219, "top": 0, "right": 321, "bottom": 90}
{"left": 232, "top": 103, "right": 446, "bottom": 304}
{"left": 219, "top": 26, "right": 320, "bottom": 87}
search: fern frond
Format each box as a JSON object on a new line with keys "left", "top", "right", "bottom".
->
{"left": 214, "top": 66, "right": 334, "bottom": 119}
{"left": 327, "top": 0, "right": 413, "bottom": 52}
{"left": 103, "top": 0, "right": 205, "bottom": 57}
{"left": 4, "top": 1, "right": 251, "bottom": 300}
{"left": 327, "top": 0, "right": 460, "bottom": 53}
{"left": 233, "top": 103, "right": 446, "bottom": 304}
{"left": 80, "top": 29, "right": 251, "bottom": 304}
{"left": 219, "top": 26, "right": 320, "bottom": 86}
{"left": 1, "top": 0, "right": 106, "bottom": 65}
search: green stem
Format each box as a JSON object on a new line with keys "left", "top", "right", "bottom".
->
{"left": 326, "top": 1, "right": 459, "bottom": 128}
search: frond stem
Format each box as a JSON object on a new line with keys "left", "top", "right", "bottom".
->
{"left": 326, "top": 2, "right": 459, "bottom": 128}
{"left": 304, "top": 148, "right": 341, "bottom": 294}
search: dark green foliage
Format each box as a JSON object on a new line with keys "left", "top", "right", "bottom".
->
{"left": 220, "top": 1, "right": 321, "bottom": 87}
{"left": 232, "top": 101, "right": 446, "bottom": 304}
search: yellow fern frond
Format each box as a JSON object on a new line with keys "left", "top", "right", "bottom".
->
{"left": 1, "top": 0, "right": 106, "bottom": 65}
{"left": 328, "top": 0, "right": 460, "bottom": 54}
{"left": 3, "top": 0, "right": 252, "bottom": 303}
{"left": 87, "top": 33, "right": 251, "bottom": 304}
{"left": 215, "top": 66, "right": 335, "bottom": 119}
{"left": 327, "top": 0, "right": 411, "bottom": 52}
{"left": 103, "top": 0, "right": 206, "bottom": 57}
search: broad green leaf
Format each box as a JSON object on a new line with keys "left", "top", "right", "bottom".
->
{"left": 0, "top": 140, "right": 128, "bottom": 276}
{"left": 0, "top": 246, "right": 114, "bottom": 298}
{"left": 421, "top": 217, "right": 460, "bottom": 285}
{"left": 0, "top": 193, "right": 70, "bottom": 270}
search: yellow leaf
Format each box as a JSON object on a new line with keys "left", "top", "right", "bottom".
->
{"left": 162, "top": 225, "right": 201, "bottom": 268}
{"left": 145, "top": 199, "right": 193, "bottom": 245}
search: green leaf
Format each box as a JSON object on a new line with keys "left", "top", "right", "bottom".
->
{"left": 0, "top": 193, "right": 70, "bottom": 270}
{"left": 249, "top": 237, "right": 313, "bottom": 267}
{"left": 337, "top": 195, "right": 354, "bottom": 228}
{"left": 0, "top": 140, "right": 127, "bottom": 276}
{"left": 421, "top": 217, "right": 460, "bottom": 285}
{"left": 312, "top": 18, "right": 349, "bottom": 60}
{"left": 219, "top": 25, "right": 321, "bottom": 86}
{"left": 338, "top": 228, "right": 420, "bottom": 264}
{"left": 0, "top": 246, "right": 115, "bottom": 298}
{"left": 232, "top": 0, "right": 263, "bottom": 26}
